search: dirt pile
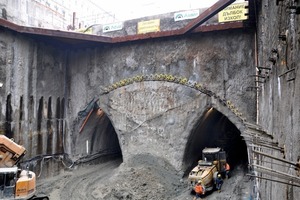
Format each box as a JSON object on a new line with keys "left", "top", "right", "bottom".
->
{"left": 37, "top": 156, "right": 253, "bottom": 200}
{"left": 91, "top": 155, "right": 185, "bottom": 200}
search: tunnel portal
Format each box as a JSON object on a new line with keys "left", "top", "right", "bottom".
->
{"left": 183, "top": 107, "right": 248, "bottom": 176}
{"left": 75, "top": 107, "right": 123, "bottom": 162}
{"left": 96, "top": 79, "right": 250, "bottom": 173}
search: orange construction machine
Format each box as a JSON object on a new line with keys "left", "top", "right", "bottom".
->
{"left": 188, "top": 147, "right": 227, "bottom": 193}
{"left": 0, "top": 135, "right": 48, "bottom": 200}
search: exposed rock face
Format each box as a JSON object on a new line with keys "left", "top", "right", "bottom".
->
{"left": 2, "top": 0, "right": 300, "bottom": 199}
{"left": 67, "top": 31, "right": 256, "bottom": 174}
{"left": 256, "top": 0, "right": 300, "bottom": 199}
{"left": 0, "top": 27, "right": 255, "bottom": 172}
{"left": 0, "top": 4, "right": 263, "bottom": 200}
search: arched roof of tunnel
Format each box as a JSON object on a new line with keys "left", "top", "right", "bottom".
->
{"left": 98, "top": 75, "right": 251, "bottom": 171}
{"left": 0, "top": 0, "right": 255, "bottom": 46}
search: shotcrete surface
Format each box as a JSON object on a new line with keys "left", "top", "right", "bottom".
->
{"left": 37, "top": 157, "right": 252, "bottom": 200}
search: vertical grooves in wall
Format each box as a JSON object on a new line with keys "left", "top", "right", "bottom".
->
{"left": 37, "top": 96, "right": 43, "bottom": 155}
{"left": 55, "top": 97, "right": 60, "bottom": 153}
{"left": 58, "top": 98, "right": 64, "bottom": 153}
{"left": 18, "top": 95, "right": 23, "bottom": 144}
{"left": 5, "top": 94, "right": 13, "bottom": 139}
{"left": 28, "top": 95, "right": 34, "bottom": 157}
{"left": 46, "top": 96, "right": 53, "bottom": 154}
{"left": 0, "top": 101, "right": 2, "bottom": 135}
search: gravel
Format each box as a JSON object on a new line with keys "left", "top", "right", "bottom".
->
{"left": 37, "top": 156, "right": 253, "bottom": 200}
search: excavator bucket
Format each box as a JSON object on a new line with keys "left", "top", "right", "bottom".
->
{"left": 0, "top": 135, "right": 26, "bottom": 167}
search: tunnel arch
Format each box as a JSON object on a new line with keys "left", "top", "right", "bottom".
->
{"left": 98, "top": 74, "right": 251, "bottom": 172}
{"left": 101, "top": 74, "right": 246, "bottom": 124}
{"left": 182, "top": 107, "right": 248, "bottom": 176}
{"left": 74, "top": 106, "right": 122, "bottom": 161}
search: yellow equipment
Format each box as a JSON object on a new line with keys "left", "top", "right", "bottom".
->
{"left": 188, "top": 147, "right": 227, "bottom": 193}
{"left": 0, "top": 135, "right": 48, "bottom": 200}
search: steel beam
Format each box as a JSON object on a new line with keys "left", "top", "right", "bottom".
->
{"left": 183, "top": 0, "right": 236, "bottom": 33}
{"left": 0, "top": 0, "right": 243, "bottom": 44}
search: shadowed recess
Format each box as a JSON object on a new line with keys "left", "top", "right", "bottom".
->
{"left": 183, "top": 107, "right": 248, "bottom": 176}
{"left": 76, "top": 107, "right": 122, "bottom": 161}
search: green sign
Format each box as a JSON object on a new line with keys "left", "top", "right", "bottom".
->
{"left": 174, "top": 10, "right": 199, "bottom": 22}
{"left": 103, "top": 22, "right": 123, "bottom": 33}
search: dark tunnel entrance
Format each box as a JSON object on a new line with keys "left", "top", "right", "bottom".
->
{"left": 183, "top": 107, "right": 248, "bottom": 176}
{"left": 76, "top": 106, "right": 123, "bottom": 163}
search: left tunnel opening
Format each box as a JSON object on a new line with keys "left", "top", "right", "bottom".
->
{"left": 182, "top": 107, "right": 248, "bottom": 176}
{"left": 76, "top": 107, "right": 123, "bottom": 163}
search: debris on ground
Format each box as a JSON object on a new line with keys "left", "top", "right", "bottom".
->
{"left": 37, "top": 156, "right": 253, "bottom": 200}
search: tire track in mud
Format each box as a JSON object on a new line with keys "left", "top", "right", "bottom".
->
{"left": 59, "top": 159, "right": 122, "bottom": 200}
{"left": 37, "top": 159, "right": 122, "bottom": 200}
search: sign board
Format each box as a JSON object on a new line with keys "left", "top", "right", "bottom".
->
{"left": 218, "top": 2, "right": 248, "bottom": 23}
{"left": 103, "top": 22, "right": 123, "bottom": 33}
{"left": 137, "top": 19, "right": 160, "bottom": 34}
{"left": 174, "top": 10, "right": 199, "bottom": 21}
{"left": 77, "top": 27, "right": 93, "bottom": 34}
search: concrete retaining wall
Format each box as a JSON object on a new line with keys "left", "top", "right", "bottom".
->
{"left": 0, "top": 26, "right": 256, "bottom": 173}
{"left": 256, "top": 0, "right": 300, "bottom": 199}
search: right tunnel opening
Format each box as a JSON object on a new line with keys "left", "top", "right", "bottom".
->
{"left": 183, "top": 107, "right": 248, "bottom": 176}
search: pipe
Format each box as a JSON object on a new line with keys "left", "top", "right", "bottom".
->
{"left": 79, "top": 108, "right": 94, "bottom": 133}
{"left": 252, "top": 150, "right": 299, "bottom": 167}
{"left": 244, "top": 130, "right": 273, "bottom": 139}
{"left": 249, "top": 75, "right": 267, "bottom": 78}
{"left": 278, "top": 68, "right": 295, "bottom": 77}
{"left": 247, "top": 174, "right": 300, "bottom": 187}
{"left": 257, "top": 67, "right": 271, "bottom": 70}
{"left": 253, "top": 164, "right": 300, "bottom": 183}
{"left": 242, "top": 134, "right": 274, "bottom": 143}
{"left": 72, "top": 12, "right": 76, "bottom": 29}
{"left": 249, "top": 144, "right": 284, "bottom": 153}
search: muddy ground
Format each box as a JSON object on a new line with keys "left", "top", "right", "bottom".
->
{"left": 37, "top": 156, "right": 253, "bottom": 200}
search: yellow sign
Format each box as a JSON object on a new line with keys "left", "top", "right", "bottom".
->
{"left": 137, "top": 19, "right": 160, "bottom": 34}
{"left": 218, "top": 2, "right": 248, "bottom": 23}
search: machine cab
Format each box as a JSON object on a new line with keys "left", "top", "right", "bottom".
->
{"left": 0, "top": 167, "right": 18, "bottom": 199}
{"left": 202, "top": 147, "right": 227, "bottom": 171}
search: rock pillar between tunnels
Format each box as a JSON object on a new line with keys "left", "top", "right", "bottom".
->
{"left": 100, "top": 81, "right": 246, "bottom": 172}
